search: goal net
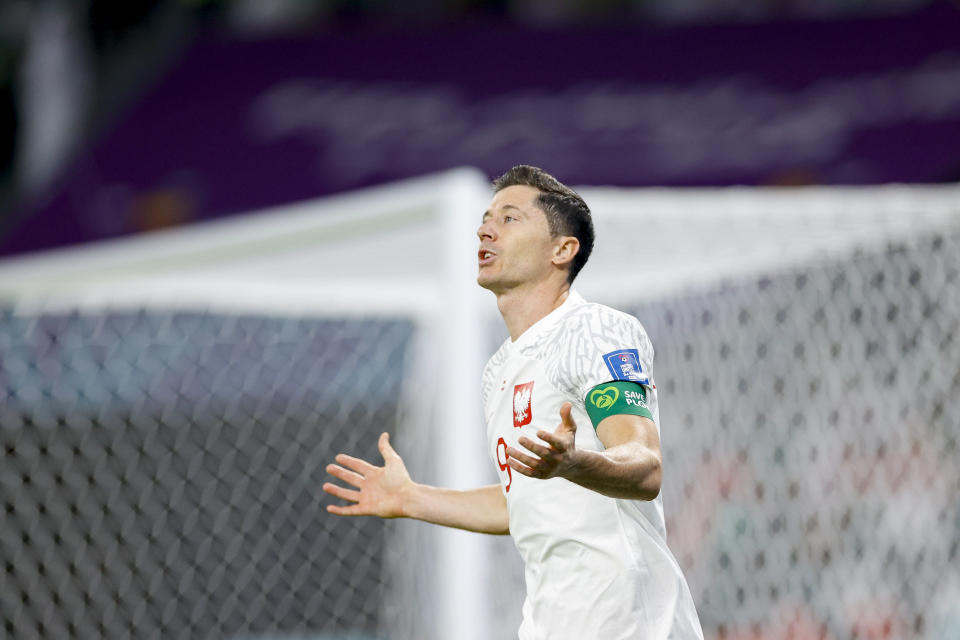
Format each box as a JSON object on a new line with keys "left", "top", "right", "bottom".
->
{"left": 586, "top": 187, "right": 960, "bottom": 640}
{"left": 0, "top": 170, "right": 957, "bottom": 640}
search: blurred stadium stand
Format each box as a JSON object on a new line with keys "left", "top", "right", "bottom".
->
{"left": 2, "top": 0, "right": 959, "bottom": 256}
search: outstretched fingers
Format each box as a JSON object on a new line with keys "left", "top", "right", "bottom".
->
{"left": 322, "top": 481, "right": 361, "bottom": 503}
{"left": 534, "top": 430, "right": 568, "bottom": 451}
{"left": 325, "top": 457, "right": 370, "bottom": 515}
{"left": 506, "top": 456, "right": 536, "bottom": 478}
{"left": 326, "top": 463, "right": 364, "bottom": 488}
{"left": 326, "top": 502, "right": 369, "bottom": 516}
{"left": 507, "top": 446, "right": 547, "bottom": 478}
{"left": 335, "top": 453, "right": 377, "bottom": 475}
{"left": 559, "top": 401, "right": 576, "bottom": 426}
{"left": 378, "top": 432, "right": 399, "bottom": 462}
{"left": 518, "top": 436, "right": 558, "bottom": 460}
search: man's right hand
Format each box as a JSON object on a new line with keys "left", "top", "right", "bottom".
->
{"left": 324, "top": 432, "right": 412, "bottom": 518}
{"left": 324, "top": 433, "right": 510, "bottom": 534}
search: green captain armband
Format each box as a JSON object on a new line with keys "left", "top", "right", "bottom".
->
{"left": 584, "top": 381, "right": 654, "bottom": 429}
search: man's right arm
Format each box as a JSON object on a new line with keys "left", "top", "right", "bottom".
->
{"left": 323, "top": 432, "right": 509, "bottom": 535}
{"left": 400, "top": 483, "right": 509, "bottom": 535}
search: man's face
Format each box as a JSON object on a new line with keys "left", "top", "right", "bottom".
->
{"left": 477, "top": 185, "right": 558, "bottom": 293}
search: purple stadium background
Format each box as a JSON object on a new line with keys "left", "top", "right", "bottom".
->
{"left": 3, "top": 5, "right": 959, "bottom": 257}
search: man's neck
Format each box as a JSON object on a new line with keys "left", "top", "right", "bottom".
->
{"left": 496, "top": 280, "right": 571, "bottom": 341}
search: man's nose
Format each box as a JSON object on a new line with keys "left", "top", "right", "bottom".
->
{"left": 477, "top": 222, "right": 496, "bottom": 240}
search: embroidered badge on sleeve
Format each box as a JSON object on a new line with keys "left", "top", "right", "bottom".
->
{"left": 602, "top": 349, "right": 650, "bottom": 385}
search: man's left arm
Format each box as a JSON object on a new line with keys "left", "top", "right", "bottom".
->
{"left": 506, "top": 400, "right": 662, "bottom": 501}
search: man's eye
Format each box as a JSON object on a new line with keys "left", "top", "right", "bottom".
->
{"left": 504, "top": 216, "right": 516, "bottom": 222}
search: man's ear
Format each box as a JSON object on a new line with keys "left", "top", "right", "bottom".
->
{"left": 552, "top": 236, "right": 580, "bottom": 268}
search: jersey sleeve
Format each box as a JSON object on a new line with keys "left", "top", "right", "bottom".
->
{"left": 551, "top": 304, "right": 656, "bottom": 413}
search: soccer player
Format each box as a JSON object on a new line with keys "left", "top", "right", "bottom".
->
{"left": 323, "top": 165, "right": 703, "bottom": 639}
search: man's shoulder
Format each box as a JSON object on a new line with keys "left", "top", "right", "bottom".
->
{"left": 569, "top": 298, "right": 638, "bottom": 321}
{"left": 547, "top": 299, "right": 656, "bottom": 393}
{"left": 558, "top": 298, "right": 646, "bottom": 338}
{"left": 552, "top": 298, "right": 654, "bottom": 372}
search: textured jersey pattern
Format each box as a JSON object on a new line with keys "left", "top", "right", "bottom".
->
{"left": 482, "top": 301, "right": 656, "bottom": 415}
{"left": 548, "top": 302, "right": 656, "bottom": 407}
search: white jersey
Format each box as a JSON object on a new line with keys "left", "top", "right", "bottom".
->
{"left": 481, "top": 291, "right": 703, "bottom": 640}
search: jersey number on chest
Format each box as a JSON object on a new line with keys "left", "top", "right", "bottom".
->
{"left": 496, "top": 437, "right": 512, "bottom": 492}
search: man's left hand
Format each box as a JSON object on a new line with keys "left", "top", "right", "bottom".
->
{"left": 507, "top": 402, "right": 581, "bottom": 480}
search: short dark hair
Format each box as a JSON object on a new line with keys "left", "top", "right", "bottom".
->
{"left": 492, "top": 165, "right": 594, "bottom": 283}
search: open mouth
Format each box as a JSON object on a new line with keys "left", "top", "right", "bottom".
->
{"left": 478, "top": 249, "right": 496, "bottom": 266}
